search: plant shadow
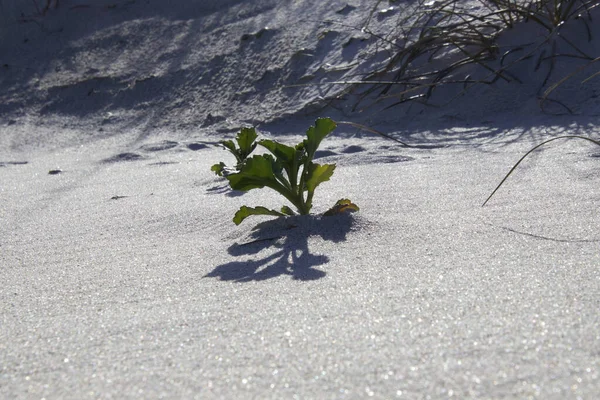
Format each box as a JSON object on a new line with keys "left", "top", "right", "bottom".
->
{"left": 206, "top": 183, "right": 245, "bottom": 197}
{"left": 204, "top": 213, "right": 357, "bottom": 282}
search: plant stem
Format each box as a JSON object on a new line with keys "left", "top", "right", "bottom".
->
{"left": 268, "top": 183, "right": 309, "bottom": 215}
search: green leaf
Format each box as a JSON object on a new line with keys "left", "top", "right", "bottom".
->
{"left": 236, "top": 127, "right": 258, "bottom": 159}
{"left": 259, "top": 139, "right": 297, "bottom": 162}
{"left": 305, "top": 163, "right": 336, "bottom": 193}
{"left": 226, "top": 154, "right": 281, "bottom": 192}
{"left": 303, "top": 118, "right": 337, "bottom": 162}
{"left": 280, "top": 206, "right": 296, "bottom": 216}
{"left": 226, "top": 154, "right": 306, "bottom": 213}
{"left": 211, "top": 162, "right": 226, "bottom": 176}
{"left": 233, "top": 205, "right": 285, "bottom": 225}
{"left": 323, "top": 199, "right": 360, "bottom": 216}
{"left": 259, "top": 139, "right": 303, "bottom": 187}
{"left": 221, "top": 140, "right": 237, "bottom": 154}
{"left": 218, "top": 128, "right": 258, "bottom": 166}
{"left": 226, "top": 154, "right": 293, "bottom": 196}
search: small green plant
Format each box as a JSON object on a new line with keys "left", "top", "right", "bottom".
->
{"left": 482, "top": 135, "right": 600, "bottom": 206}
{"left": 212, "top": 118, "right": 359, "bottom": 224}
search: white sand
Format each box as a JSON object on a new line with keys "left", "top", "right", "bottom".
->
{"left": 1, "top": 0, "right": 599, "bottom": 398}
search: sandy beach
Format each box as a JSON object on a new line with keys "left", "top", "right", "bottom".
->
{"left": 1, "top": 0, "right": 599, "bottom": 398}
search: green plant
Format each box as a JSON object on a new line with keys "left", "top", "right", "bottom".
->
{"left": 482, "top": 135, "right": 600, "bottom": 206}
{"left": 210, "top": 127, "right": 258, "bottom": 176}
{"left": 212, "top": 118, "right": 359, "bottom": 224}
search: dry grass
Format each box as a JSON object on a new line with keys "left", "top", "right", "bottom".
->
{"left": 482, "top": 135, "right": 600, "bottom": 206}
{"left": 324, "top": 0, "right": 599, "bottom": 114}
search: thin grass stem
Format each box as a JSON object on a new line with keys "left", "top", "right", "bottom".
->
{"left": 482, "top": 135, "right": 600, "bottom": 206}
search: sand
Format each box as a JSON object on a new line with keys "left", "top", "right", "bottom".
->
{"left": 1, "top": 0, "right": 599, "bottom": 398}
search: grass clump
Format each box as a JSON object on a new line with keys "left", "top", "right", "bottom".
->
{"left": 318, "top": 0, "right": 599, "bottom": 114}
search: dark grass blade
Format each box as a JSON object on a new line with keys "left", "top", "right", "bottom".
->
{"left": 540, "top": 56, "right": 600, "bottom": 111}
{"left": 482, "top": 135, "right": 600, "bottom": 206}
{"left": 338, "top": 121, "right": 447, "bottom": 149}
{"left": 337, "top": 121, "right": 413, "bottom": 147}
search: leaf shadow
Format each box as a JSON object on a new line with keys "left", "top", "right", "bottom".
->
{"left": 204, "top": 213, "right": 357, "bottom": 282}
{"left": 205, "top": 183, "right": 245, "bottom": 197}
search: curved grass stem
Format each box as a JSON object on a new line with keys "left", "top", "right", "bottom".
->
{"left": 482, "top": 135, "right": 600, "bottom": 206}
